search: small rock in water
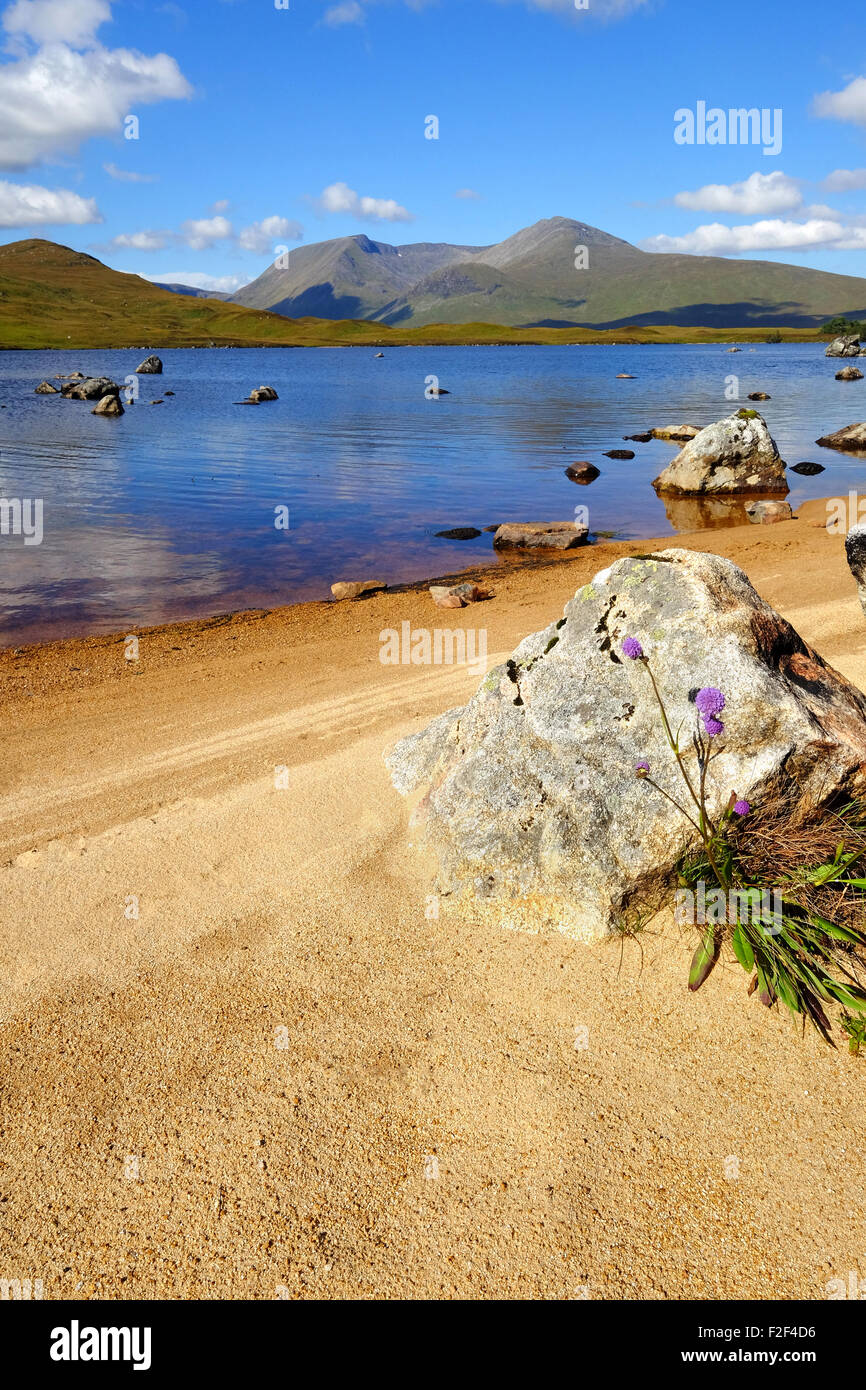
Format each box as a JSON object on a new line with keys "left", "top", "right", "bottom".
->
{"left": 330, "top": 579, "right": 387, "bottom": 601}
{"left": 651, "top": 424, "right": 700, "bottom": 442}
{"left": 493, "top": 521, "right": 589, "bottom": 551}
{"left": 745, "top": 499, "right": 793, "bottom": 524}
{"left": 565, "top": 462, "right": 600, "bottom": 484}
{"left": 435, "top": 527, "right": 482, "bottom": 540}
{"left": 165, "top": 390, "right": 175, "bottom": 396}
{"left": 790, "top": 461, "right": 824, "bottom": 476}
{"left": 836, "top": 366, "right": 864, "bottom": 381}
{"left": 247, "top": 385, "right": 278, "bottom": 402}
{"left": 815, "top": 422, "right": 866, "bottom": 452}
{"left": 375, "top": 352, "right": 385, "bottom": 358}
{"left": 623, "top": 432, "right": 652, "bottom": 443}
{"left": 748, "top": 391, "right": 771, "bottom": 400}
{"left": 615, "top": 373, "right": 635, "bottom": 379}
{"left": 826, "top": 334, "right": 861, "bottom": 358}
{"left": 92, "top": 394, "right": 124, "bottom": 416}
{"left": 604, "top": 449, "right": 634, "bottom": 460}
{"left": 34, "top": 380, "right": 58, "bottom": 394}
{"left": 136, "top": 355, "right": 163, "bottom": 374}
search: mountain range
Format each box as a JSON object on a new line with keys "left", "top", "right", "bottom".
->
{"left": 229, "top": 216, "right": 866, "bottom": 329}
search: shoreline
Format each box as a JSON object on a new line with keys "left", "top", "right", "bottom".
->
{"left": 4, "top": 500, "right": 866, "bottom": 1298}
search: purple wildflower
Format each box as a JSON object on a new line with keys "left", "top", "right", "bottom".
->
{"left": 695, "top": 687, "right": 726, "bottom": 717}
{"left": 622, "top": 637, "right": 644, "bottom": 660}
{"left": 702, "top": 716, "right": 725, "bottom": 737}
{"left": 635, "top": 760, "right": 650, "bottom": 777}
{"left": 733, "top": 799, "right": 751, "bottom": 816}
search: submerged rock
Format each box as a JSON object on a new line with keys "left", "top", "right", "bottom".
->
{"left": 623, "top": 432, "right": 653, "bottom": 443}
{"left": 790, "top": 461, "right": 825, "bottom": 476}
{"left": 136, "top": 355, "right": 163, "bottom": 374}
{"left": 493, "top": 521, "right": 589, "bottom": 551}
{"left": 604, "top": 449, "right": 634, "bottom": 460}
{"left": 653, "top": 410, "right": 787, "bottom": 496}
{"left": 386, "top": 549, "right": 866, "bottom": 941}
{"left": 435, "top": 527, "right": 482, "bottom": 540}
{"left": 565, "top": 462, "right": 600, "bottom": 484}
{"left": 826, "top": 334, "right": 861, "bottom": 358}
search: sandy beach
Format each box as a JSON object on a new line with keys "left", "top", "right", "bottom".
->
{"left": 2, "top": 499, "right": 866, "bottom": 1301}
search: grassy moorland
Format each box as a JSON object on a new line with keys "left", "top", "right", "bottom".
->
{"left": 0, "top": 239, "right": 842, "bottom": 350}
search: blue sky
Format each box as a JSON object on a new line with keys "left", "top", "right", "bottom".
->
{"left": 2, "top": 0, "right": 866, "bottom": 292}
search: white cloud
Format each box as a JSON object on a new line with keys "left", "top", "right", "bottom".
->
{"left": 145, "top": 270, "right": 247, "bottom": 293}
{"left": 813, "top": 76, "right": 866, "bottom": 127}
{"left": 641, "top": 218, "right": 857, "bottom": 256}
{"left": 103, "top": 161, "right": 157, "bottom": 183}
{"left": 105, "top": 229, "right": 167, "bottom": 250}
{"left": 3, "top": 0, "right": 110, "bottom": 46}
{"left": 0, "top": 3, "right": 193, "bottom": 170}
{"left": 312, "top": 180, "right": 413, "bottom": 222}
{"left": 210, "top": 198, "right": 229, "bottom": 213}
{"left": 179, "top": 214, "right": 232, "bottom": 250}
{"left": 0, "top": 177, "right": 101, "bottom": 225}
{"left": 455, "top": 187, "right": 481, "bottom": 199}
{"left": 673, "top": 170, "right": 802, "bottom": 216}
{"left": 237, "top": 215, "right": 303, "bottom": 254}
{"left": 823, "top": 167, "right": 866, "bottom": 192}
{"left": 323, "top": 1, "right": 364, "bottom": 24}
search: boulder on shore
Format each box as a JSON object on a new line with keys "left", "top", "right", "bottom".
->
{"left": 386, "top": 549, "right": 866, "bottom": 941}
{"left": 653, "top": 410, "right": 787, "bottom": 496}
{"left": 330, "top": 579, "right": 386, "bottom": 601}
{"left": 61, "top": 377, "right": 122, "bottom": 400}
{"left": 429, "top": 583, "right": 491, "bottom": 609}
{"left": 745, "top": 499, "right": 793, "bottom": 524}
{"left": 34, "top": 381, "right": 58, "bottom": 394}
{"left": 846, "top": 525, "right": 866, "bottom": 617}
{"left": 136, "top": 356, "right": 163, "bottom": 374}
{"left": 815, "top": 422, "right": 866, "bottom": 453}
{"left": 493, "top": 522, "right": 589, "bottom": 551}
{"left": 826, "top": 334, "right": 861, "bottom": 358}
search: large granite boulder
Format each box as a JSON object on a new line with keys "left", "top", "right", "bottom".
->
{"left": 136, "top": 355, "right": 163, "bottom": 374}
{"left": 815, "top": 422, "right": 866, "bottom": 453}
{"left": 61, "top": 377, "right": 121, "bottom": 400}
{"left": 826, "top": 334, "right": 861, "bottom": 358}
{"left": 653, "top": 410, "right": 787, "bottom": 496}
{"left": 845, "top": 526, "right": 866, "bottom": 617}
{"left": 386, "top": 550, "right": 866, "bottom": 941}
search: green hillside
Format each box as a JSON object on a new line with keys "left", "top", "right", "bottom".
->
{"left": 0, "top": 238, "right": 848, "bottom": 349}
